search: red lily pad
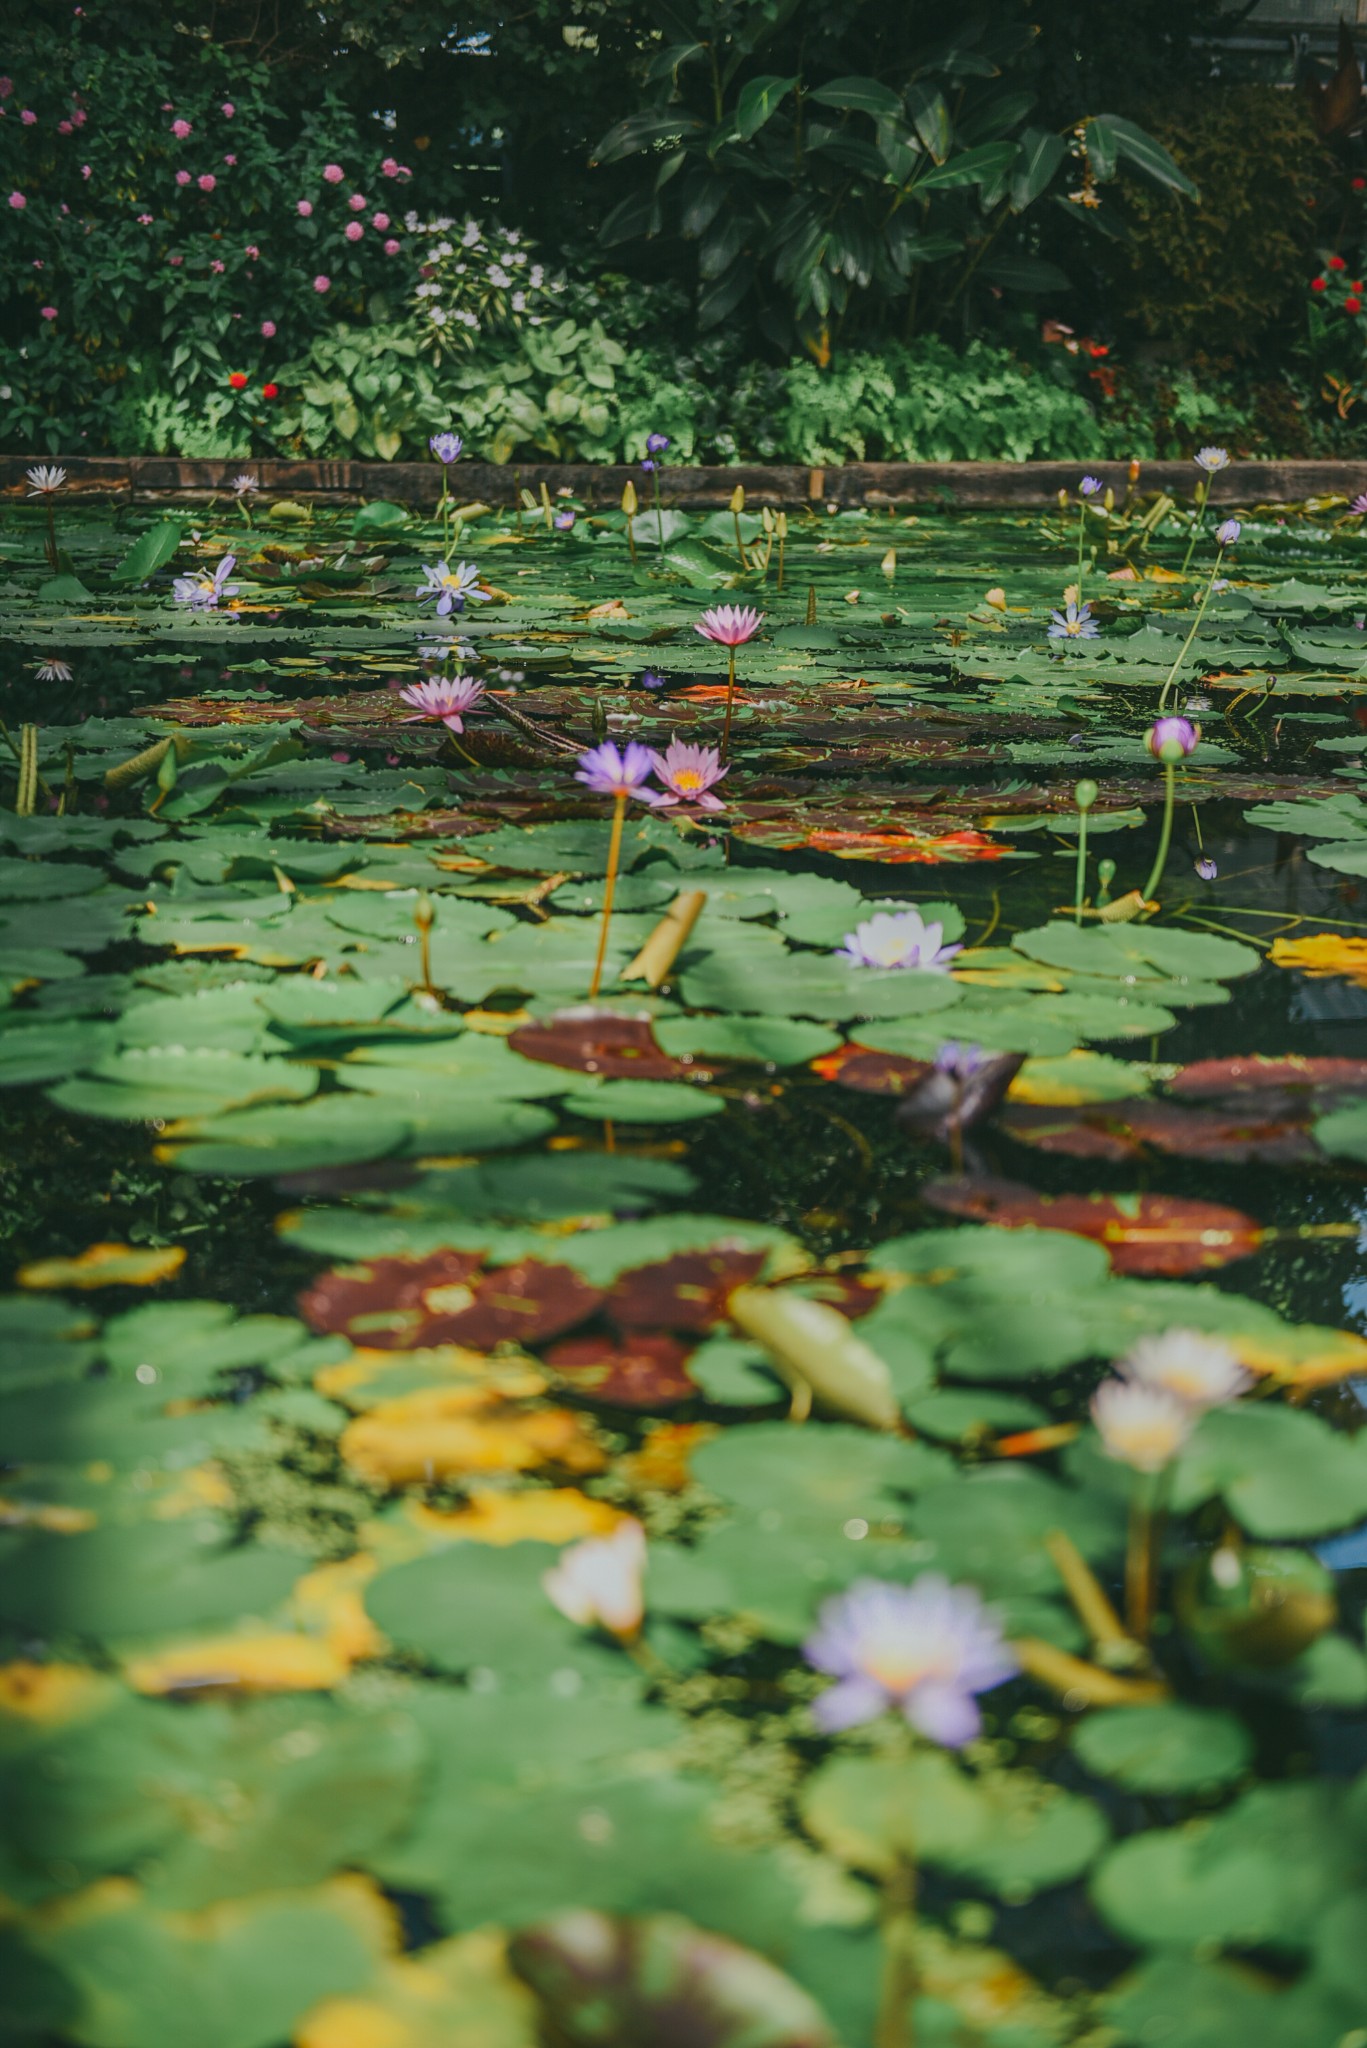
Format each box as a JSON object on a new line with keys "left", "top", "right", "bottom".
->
{"left": 544, "top": 1330, "right": 699, "bottom": 1407}
{"left": 816, "top": 1045, "right": 934, "bottom": 1095}
{"left": 298, "top": 1248, "right": 484, "bottom": 1347}
{"left": 604, "top": 1247, "right": 770, "bottom": 1331}
{"left": 298, "top": 1249, "right": 602, "bottom": 1348}
{"left": 510, "top": 1011, "right": 707, "bottom": 1081}
{"left": 921, "top": 1176, "right": 1266, "bottom": 1276}
{"left": 1001, "top": 1098, "right": 1319, "bottom": 1166}
{"left": 1169, "top": 1055, "right": 1367, "bottom": 1109}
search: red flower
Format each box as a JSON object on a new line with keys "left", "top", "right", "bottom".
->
{"left": 1346, "top": 296, "right": 1362, "bottom": 314}
{"left": 261, "top": 381, "right": 279, "bottom": 399}
{"left": 1354, "top": 177, "right": 1366, "bottom": 192}
{"left": 227, "top": 371, "right": 248, "bottom": 389}
{"left": 1312, "top": 277, "right": 1329, "bottom": 292}
{"left": 1329, "top": 254, "right": 1347, "bottom": 270}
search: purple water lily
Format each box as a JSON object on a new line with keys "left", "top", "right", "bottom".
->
{"left": 416, "top": 560, "right": 489, "bottom": 616}
{"left": 1215, "top": 518, "right": 1241, "bottom": 546}
{"left": 574, "top": 741, "right": 668, "bottom": 806}
{"left": 429, "top": 431, "right": 463, "bottom": 464}
{"left": 1048, "top": 601, "right": 1099, "bottom": 641}
{"left": 398, "top": 675, "right": 486, "bottom": 731}
{"left": 837, "top": 909, "right": 961, "bottom": 973}
{"left": 1194, "top": 445, "right": 1230, "bottom": 474}
{"left": 804, "top": 1574, "right": 1018, "bottom": 1746}
{"left": 1079, "top": 475, "right": 1103, "bottom": 497}
{"left": 172, "top": 553, "right": 239, "bottom": 610}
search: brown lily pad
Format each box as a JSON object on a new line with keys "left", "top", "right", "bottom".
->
{"left": 510, "top": 1011, "right": 707, "bottom": 1081}
{"left": 1168, "top": 1055, "right": 1367, "bottom": 1109}
{"left": 604, "top": 1247, "right": 770, "bottom": 1331}
{"left": 1001, "top": 1098, "right": 1320, "bottom": 1166}
{"left": 544, "top": 1331, "right": 699, "bottom": 1407}
{"left": 817, "top": 1045, "right": 934, "bottom": 1095}
{"left": 299, "top": 1250, "right": 602, "bottom": 1349}
{"left": 921, "top": 1176, "right": 1266, "bottom": 1276}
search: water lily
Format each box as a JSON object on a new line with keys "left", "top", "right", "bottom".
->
{"left": 231, "top": 473, "right": 259, "bottom": 496}
{"left": 1118, "top": 1328, "right": 1251, "bottom": 1409}
{"left": 25, "top": 465, "right": 66, "bottom": 495}
{"left": 399, "top": 674, "right": 485, "bottom": 731}
{"left": 651, "top": 738, "right": 728, "bottom": 811}
{"left": 416, "top": 560, "right": 489, "bottom": 616}
{"left": 429, "top": 431, "right": 462, "bottom": 464}
{"left": 804, "top": 1574, "right": 1018, "bottom": 1745}
{"left": 1079, "top": 474, "right": 1103, "bottom": 496}
{"left": 836, "top": 909, "right": 961, "bottom": 973}
{"left": 543, "top": 1518, "right": 646, "bottom": 1638}
{"left": 32, "top": 659, "right": 72, "bottom": 682}
{"left": 1194, "top": 445, "right": 1230, "bottom": 474}
{"left": 696, "top": 604, "right": 763, "bottom": 649}
{"left": 1092, "top": 1378, "right": 1196, "bottom": 1473}
{"left": 1215, "top": 518, "right": 1241, "bottom": 546}
{"left": 1146, "top": 716, "right": 1199, "bottom": 760}
{"left": 1048, "top": 601, "right": 1099, "bottom": 641}
{"left": 574, "top": 741, "right": 666, "bottom": 806}
{"left": 172, "top": 553, "right": 239, "bottom": 610}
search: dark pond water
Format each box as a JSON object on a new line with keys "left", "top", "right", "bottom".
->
{"left": 2, "top": 488, "right": 1367, "bottom": 2048}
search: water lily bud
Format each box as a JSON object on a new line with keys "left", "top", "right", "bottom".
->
{"left": 881, "top": 548, "right": 897, "bottom": 577}
{"left": 1128, "top": 458, "right": 1142, "bottom": 484}
{"left": 1103, "top": 486, "right": 1115, "bottom": 512}
{"left": 1057, "top": 488, "right": 1070, "bottom": 511}
{"left": 621, "top": 479, "right": 637, "bottom": 517}
{"left": 1146, "top": 716, "right": 1200, "bottom": 763}
{"left": 1097, "top": 857, "right": 1116, "bottom": 902}
{"left": 1074, "top": 778, "right": 1099, "bottom": 812}
{"left": 1215, "top": 518, "right": 1241, "bottom": 546}
{"left": 775, "top": 511, "right": 788, "bottom": 537}
{"left": 761, "top": 505, "right": 774, "bottom": 534}
{"left": 729, "top": 483, "right": 745, "bottom": 513}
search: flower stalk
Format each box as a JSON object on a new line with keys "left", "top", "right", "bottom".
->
{"left": 589, "top": 793, "right": 627, "bottom": 1000}
{"left": 1073, "top": 778, "right": 1097, "bottom": 925}
{"left": 875, "top": 1856, "right": 918, "bottom": 2048}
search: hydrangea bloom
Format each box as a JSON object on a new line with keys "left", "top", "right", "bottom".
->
{"left": 836, "top": 909, "right": 961, "bottom": 972}
{"left": 172, "top": 553, "right": 239, "bottom": 610}
{"left": 651, "top": 739, "right": 729, "bottom": 810}
{"left": 574, "top": 741, "right": 667, "bottom": 805}
{"left": 804, "top": 1575, "right": 1018, "bottom": 1745}
{"left": 398, "top": 675, "right": 485, "bottom": 731}
{"left": 1048, "top": 601, "right": 1099, "bottom": 640}
{"left": 415, "top": 560, "right": 488, "bottom": 616}
{"left": 1118, "top": 1329, "right": 1251, "bottom": 1409}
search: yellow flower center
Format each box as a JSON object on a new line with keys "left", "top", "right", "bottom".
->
{"left": 673, "top": 768, "right": 704, "bottom": 791}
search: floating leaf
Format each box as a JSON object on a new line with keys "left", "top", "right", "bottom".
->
{"left": 17, "top": 1243, "right": 187, "bottom": 1290}
{"left": 921, "top": 1177, "right": 1266, "bottom": 1275}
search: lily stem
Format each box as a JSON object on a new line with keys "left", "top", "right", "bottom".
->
{"left": 874, "top": 1856, "right": 918, "bottom": 2048}
{"left": 1140, "top": 760, "right": 1178, "bottom": 905}
{"left": 721, "top": 646, "right": 738, "bottom": 758}
{"left": 1126, "top": 1495, "right": 1157, "bottom": 1640}
{"left": 1074, "top": 807, "right": 1089, "bottom": 925}
{"left": 1157, "top": 546, "right": 1225, "bottom": 712}
{"left": 589, "top": 793, "right": 627, "bottom": 1000}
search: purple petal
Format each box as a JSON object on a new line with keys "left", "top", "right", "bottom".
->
{"left": 905, "top": 1680, "right": 981, "bottom": 1749}
{"left": 812, "top": 1674, "right": 891, "bottom": 1732}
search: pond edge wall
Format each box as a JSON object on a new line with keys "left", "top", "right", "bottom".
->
{"left": 1, "top": 458, "right": 1362, "bottom": 508}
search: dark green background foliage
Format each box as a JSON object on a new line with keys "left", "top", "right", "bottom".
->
{"left": 2, "top": 0, "right": 1365, "bottom": 458}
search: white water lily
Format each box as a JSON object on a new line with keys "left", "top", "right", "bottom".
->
{"left": 25, "top": 464, "right": 67, "bottom": 495}
{"left": 1092, "top": 1379, "right": 1195, "bottom": 1474}
{"left": 1118, "top": 1328, "right": 1251, "bottom": 1410}
{"left": 542, "top": 1517, "right": 646, "bottom": 1638}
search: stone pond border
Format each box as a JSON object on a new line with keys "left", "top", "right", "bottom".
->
{"left": 1, "top": 456, "right": 1364, "bottom": 510}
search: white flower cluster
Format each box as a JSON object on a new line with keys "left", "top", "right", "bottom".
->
{"left": 403, "top": 212, "right": 566, "bottom": 353}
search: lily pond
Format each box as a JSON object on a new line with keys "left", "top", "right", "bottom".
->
{"left": 5, "top": 478, "right": 1367, "bottom": 2048}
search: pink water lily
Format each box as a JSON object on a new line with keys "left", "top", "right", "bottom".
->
{"left": 398, "top": 674, "right": 485, "bottom": 732}
{"left": 651, "top": 738, "right": 728, "bottom": 810}
{"left": 695, "top": 604, "right": 763, "bottom": 648}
